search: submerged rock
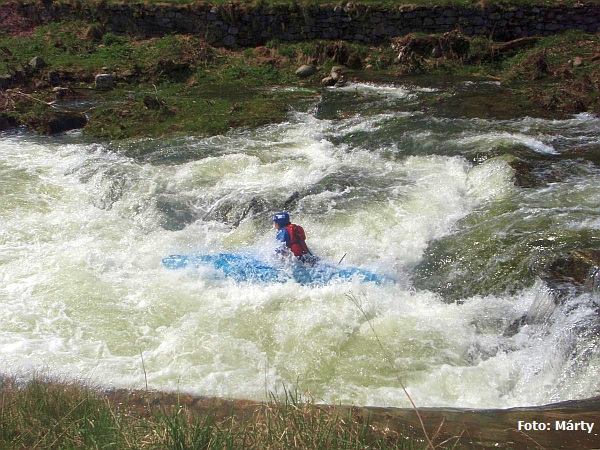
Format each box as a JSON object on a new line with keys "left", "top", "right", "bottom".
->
{"left": 543, "top": 249, "right": 600, "bottom": 293}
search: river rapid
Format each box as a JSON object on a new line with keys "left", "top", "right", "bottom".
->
{"left": 1, "top": 79, "right": 598, "bottom": 409}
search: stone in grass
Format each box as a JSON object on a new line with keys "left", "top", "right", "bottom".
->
{"left": 29, "top": 56, "right": 47, "bottom": 70}
{"left": 95, "top": 73, "right": 114, "bottom": 90}
{"left": 0, "top": 74, "right": 12, "bottom": 89}
{"left": 295, "top": 65, "right": 318, "bottom": 78}
{"left": 48, "top": 71, "right": 61, "bottom": 86}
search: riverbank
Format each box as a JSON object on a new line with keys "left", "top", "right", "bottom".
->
{"left": 0, "top": 3, "right": 599, "bottom": 138}
{"left": 2, "top": 375, "right": 599, "bottom": 449}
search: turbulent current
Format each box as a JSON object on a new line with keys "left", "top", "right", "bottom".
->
{"left": 1, "top": 80, "right": 599, "bottom": 409}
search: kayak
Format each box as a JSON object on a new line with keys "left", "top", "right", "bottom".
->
{"left": 162, "top": 253, "right": 387, "bottom": 286}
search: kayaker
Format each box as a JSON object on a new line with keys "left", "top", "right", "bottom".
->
{"left": 272, "top": 212, "right": 316, "bottom": 263}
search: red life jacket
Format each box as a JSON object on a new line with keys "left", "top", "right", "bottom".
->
{"left": 284, "top": 224, "right": 309, "bottom": 258}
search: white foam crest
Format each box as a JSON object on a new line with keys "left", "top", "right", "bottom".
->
{"left": 466, "top": 157, "right": 516, "bottom": 203}
{"left": 455, "top": 131, "right": 558, "bottom": 154}
{"left": 336, "top": 82, "right": 436, "bottom": 98}
{"left": 306, "top": 155, "right": 474, "bottom": 269}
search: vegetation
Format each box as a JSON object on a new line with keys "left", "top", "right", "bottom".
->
{"left": 0, "top": 375, "right": 436, "bottom": 449}
{"left": 0, "top": 3, "right": 598, "bottom": 138}
{"left": 2, "top": 20, "right": 598, "bottom": 139}
{"left": 1, "top": 0, "right": 600, "bottom": 7}
{"left": 0, "top": 21, "right": 325, "bottom": 138}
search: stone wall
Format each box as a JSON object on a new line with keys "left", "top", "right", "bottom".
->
{"left": 13, "top": 1, "right": 600, "bottom": 47}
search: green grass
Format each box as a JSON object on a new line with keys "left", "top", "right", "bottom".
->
{"left": 0, "top": 375, "right": 433, "bottom": 449}
{"left": 0, "top": 22, "right": 323, "bottom": 138}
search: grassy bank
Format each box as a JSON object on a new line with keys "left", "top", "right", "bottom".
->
{"left": 0, "top": 375, "right": 433, "bottom": 449}
{"left": 1, "top": 19, "right": 598, "bottom": 139}
{"left": 0, "top": 21, "right": 326, "bottom": 138}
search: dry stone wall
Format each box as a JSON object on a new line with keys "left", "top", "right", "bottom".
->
{"left": 14, "top": 1, "right": 600, "bottom": 47}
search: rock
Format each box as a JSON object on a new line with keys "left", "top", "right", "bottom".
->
{"left": 431, "top": 44, "right": 443, "bottom": 58}
{"left": 331, "top": 66, "right": 344, "bottom": 82}
{"left": 321, "top": 75, "right": 337, "bottom": 86}
{"left": 295, "top": 64, "right": 317, "bottom": 78}
{"left": 322, "top": 66, "right": 345, "bottom": 86}
{"left": 543, "top": 249, "right": 600, "bottom": 294}
{"left": 0, "top": 74, "right": 12, "bottom": 89}
{"left": 29, "top": 56, "right": 47, "bottom": 70}
{"left": 52, "top": 87, "right": 70, "bottom": 99}
{"left": 95, "top": 73, "right": 114, "bottom": 90}
{"left": 48, "top": 70, "right": 60, "bottom": 86}
{"left": 223, "top": 34, "right": 237, "bottom": 47}
{"left": 103, "top": 387, "right": 600, "bottom": 450}
{"left": 120, "top": 69, "right": 137, "bottom": 82}
{"left": 572, "top": 56, "right": 584, "bottom": 67}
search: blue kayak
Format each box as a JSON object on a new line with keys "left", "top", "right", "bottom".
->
{"left": 162, "top": 253, "right": 387, "bottom": 286}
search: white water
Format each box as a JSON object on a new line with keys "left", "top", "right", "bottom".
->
{"left": 1, "top": 83, "right": 599, "bottom": 409}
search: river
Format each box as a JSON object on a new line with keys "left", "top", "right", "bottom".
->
{"left": 1, "top": 78, "right": 598, "bottom": 410}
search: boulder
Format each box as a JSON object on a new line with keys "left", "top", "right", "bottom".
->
{"left": 95, "top": 73, "right": 114, "bottom": 90}
{"left": 543, "top": 249, "right": 600, "bottom": 293}
{"left": 29, "top": 56, "right": 47, "bottom": 70}
{"left": 223, "top": 34, "right": 237, "bottom": 47}
{"left": 295, "top": 64, "right": 317, "bottom": 78}
{"left": 321, "top": 75, "right": 337, "bottom": 86}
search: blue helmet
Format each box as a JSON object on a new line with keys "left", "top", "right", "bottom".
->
{"left": 273, "top": 211, "right": 290, "bottom": 226}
